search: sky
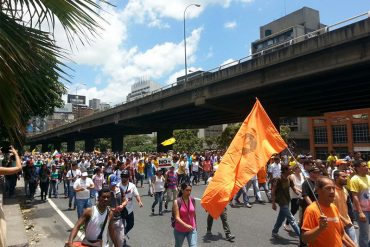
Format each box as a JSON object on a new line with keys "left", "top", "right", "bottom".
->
{"left": 56, "top": 0, "right": 370, "bottom": 105}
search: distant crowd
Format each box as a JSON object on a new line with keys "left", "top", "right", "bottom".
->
{"left": 1, "top": 148, "right": 370, "bottom": 246}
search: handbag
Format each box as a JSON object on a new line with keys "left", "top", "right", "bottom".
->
{"left": 80, "top": 208, "right": 109, "bottom": 247}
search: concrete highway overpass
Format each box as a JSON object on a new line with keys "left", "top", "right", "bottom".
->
{"left": 27, "top": 17, "right": 370, "bottom": 152}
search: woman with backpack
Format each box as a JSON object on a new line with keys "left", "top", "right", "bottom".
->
{"left": 172, "top": 182, "right": 197, "bottom": 247}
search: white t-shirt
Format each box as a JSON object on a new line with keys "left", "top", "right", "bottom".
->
{"left": 118, "top": 182, "right": 139, "bottom": 214}
{"left": 192, "top": 161, "right": 199, "bottom": 172}
{"left": 66, "top": 169, "right": 81, "bottom": 184}
{"left": 73, "top": 177, "right": 94, "bottom": 199}
{"left": 153, "top": 176, "right": 165, "bottom": 193}
{"left": 268, "top": 162, "right": 281, "bottom": 178}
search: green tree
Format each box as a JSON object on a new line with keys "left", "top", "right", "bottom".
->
{"left": 204, "top": 136, "right": 220, "bottom": 150}
{"left": 173, "top": 129, "right": 203, "bottom": 153}
{"left": 218, "top": 123, "right": 241, "bottom": 149}
{"left": 0, "top": 0, "right": 108, "bottom": 143}
{"left": 123, "top": 135, "right": 156, "bottom": 152}
{"left": 95, "top": 138, "right": 112, "bottom": 152}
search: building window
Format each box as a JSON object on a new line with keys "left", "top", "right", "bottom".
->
{"left": 353, "top": 123, "right": 370, "bottom": 143}
{"left": 353, "top": 114, "right": 368, "bottom": 119}
{"left": 332, "top": 125, "right": 347, "bottom": 144}
{"left": 315, "top": 147, "right": 328, "bottom": 160}
{"left": 314, "top": 126, "right": 328, "bottom": 144}
{"left": 334, "top": 147, "right": 349, "bottom": 159}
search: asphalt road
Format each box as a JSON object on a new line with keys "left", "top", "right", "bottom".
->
{"left": 27, "top": 181, "right": 300, "bottom": 247}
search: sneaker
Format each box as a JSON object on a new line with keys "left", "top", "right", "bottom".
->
{"left": 159, "top": 211, "right": 163, "bottom": 215}
{"left": 151, "top": 208, "right": 154, "bottom": 214}
{"left": 283, "top": 224, "right": 291, "bottom": 232}
{"left": 164, "top": 202, "right": 168, "bottom": 210}
{"left": 225, "top": 234, "right": 235, "bottom": 241}
{"left": 244, "top": 203, "right": 252, "bottom": 208}
{"left": 272, "top": 232, "right": 281, "bottom": 239}
{"left": 206, "top": 230, "right": 212, "bottom": 236}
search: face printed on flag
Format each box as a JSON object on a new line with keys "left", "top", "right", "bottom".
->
{"left": 242, "top": 131, "right": 257, "bottom": 155}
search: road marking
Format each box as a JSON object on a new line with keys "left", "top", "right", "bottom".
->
{"left": 47, "top": 198, "right": 85, "bottom": 240}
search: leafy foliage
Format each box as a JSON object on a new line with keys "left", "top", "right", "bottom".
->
{"left": 173, "top": 129, "right": 203, "bottom": 153}
{"left": 0, "top": 0, "right": 109, "bottom": 143}
{"left": 123, "top": 135, "right": 156, "bottom": 152}
{"left": 218, "top": 123, "right": 241, "bottom": 149}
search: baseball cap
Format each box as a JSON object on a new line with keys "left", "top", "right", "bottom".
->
{"left": 110, "top": 175, "right": 118, "bottom": 186}
{"left": 121, "top": 169, "right": 130, "bottom": 178}
{"left": 336, "top": 159, "right": 348, "bottom": 166}
{"left": 81, "top": 172, "right": 88, "bottom": 177}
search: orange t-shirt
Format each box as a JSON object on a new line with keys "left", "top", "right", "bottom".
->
{"left": 257, "top": 166, "right": 267, "bottom": 184}
{"left": 302, "top": 202, "right": 343, "bottom": 247}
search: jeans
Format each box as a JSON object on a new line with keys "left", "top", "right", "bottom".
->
{"left": 234, "top": 182, "right": 251, "bottom": 204}
{"left": 345, "top": 225, "right": 358, "bottom": 245}
{"left": 152, "top": 191, "right": 164, "bottom": 213}
{"left": 355, "top": 211, "right": 370, "bottom": 247}
{"left": 63, "top": 180, "right": 69, "bottom": 196}
{"left": 272, "top": 205, "right": 300, "bottom": 236}
{"left": 123, "top": 212, "right": 134, "bottom": 234}
{"left": 246, "top": 179, "right": 262, "bottom": 201}
{"left": 286, "top": 198, "right": 300, "bottom": 225}
{"left": 68, "top": 186, "right": 76, "bottom": 208}
{"left": 147, "top": 177, "right": 153, "bottom": 195}
{"left": 258, "top": 182, "right": 271, "bottom": 201}
{"left": 207, "top": 208, "right": 231, "bottom": 236}
{"left": 5, "top": 176, "right": 17, "bottom": 197}
{"left": 75, "top": 198, "right": 92, "bottom": 219}
{"left": 192, "top": 171, "right": 199, "bottom": 185}
{"left": 49, "top": 180, "right": 58, "bottom": 197}
{"left": 40, "top": 181, "right": 49, "bottom": 200}
{"left": 24, "top": 179, "right": 30, "bottom": 197}
{"left": 174, "top": 229, "right": 197, "bottom": 247}
{"left": 136, "top": 173, "right": 144, "bottom": 187}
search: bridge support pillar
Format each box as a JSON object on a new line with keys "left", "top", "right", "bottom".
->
{"left": 41, "top": 143, "right": 48, "bottom": 153}
{"left": 29, "top": 143, "right": 36, "bottom": 152}
{"left": 112, "top": 134, "right": 124, "bottom": 153}
{"left": 157, "top": 129, "right": 173, "bottom": 153}
{"left": 53, "top": 142, "right": 61, "bottom": 151}
{"left": 67, "top": 140, "right": 75, "bottom": 152}
{"left": 85, "top": 137, "right": 95, "bottom": 152}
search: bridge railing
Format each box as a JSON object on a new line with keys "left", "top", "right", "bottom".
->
{"left": 27, "top": 10, "right": 370, "bottom": 137}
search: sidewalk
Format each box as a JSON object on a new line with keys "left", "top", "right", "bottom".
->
{"left": 3, "top": 179, "right": 29, "bottom": 247}
{"left": 4, "top": 179, "right": 73, "bottom": 247}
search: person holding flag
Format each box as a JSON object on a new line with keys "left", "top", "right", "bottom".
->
{"left": 201, "top": 98, "right": 287, "bottom": 219}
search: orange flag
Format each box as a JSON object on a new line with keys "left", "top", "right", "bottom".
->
{"left": 201, "top": 99, "right": 287, "bottom": 218}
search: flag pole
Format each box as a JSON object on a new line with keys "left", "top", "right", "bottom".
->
{"left": 285, "top": 147, "right": 323, "bottom": 215}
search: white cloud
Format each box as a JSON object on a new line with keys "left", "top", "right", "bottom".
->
{"left": 56, "top": 0, "right": 251, "bottom": 104}
{"left": 224, "top": 21, "right": 237, "bottom": 29}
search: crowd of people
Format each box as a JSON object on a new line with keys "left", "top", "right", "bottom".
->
{"left": 2, "top": 147, "right": 370, "bottom": 246}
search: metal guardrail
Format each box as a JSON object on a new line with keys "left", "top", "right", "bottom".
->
{"left": 28, "top": 10, "right": 370, "bottom": 137}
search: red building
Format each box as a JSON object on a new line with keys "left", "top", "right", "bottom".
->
{"left": 309, "top": 108, "right": 370, "bottom": 160}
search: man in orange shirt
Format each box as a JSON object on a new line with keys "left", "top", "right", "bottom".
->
{"left": 333, "top": 170, "right": 357, "bottom": 243}
{"left": 302, "top": 177, "right": 356, "bottom": 247}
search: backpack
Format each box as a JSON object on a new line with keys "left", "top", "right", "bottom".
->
{"left": 171, "top": 197, "right": 196, "bottom": 228}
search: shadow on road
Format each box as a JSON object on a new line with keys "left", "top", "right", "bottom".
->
{"left": 202, "top": 233, "right": 225, "bottom": 243}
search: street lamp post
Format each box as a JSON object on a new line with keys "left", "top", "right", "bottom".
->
{"left": 184, "top": 3, "right": 201, "bottom": 84}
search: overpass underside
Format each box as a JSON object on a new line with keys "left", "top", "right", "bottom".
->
{"left": 27, "top": 18, "right": 370, "bottom": 148}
